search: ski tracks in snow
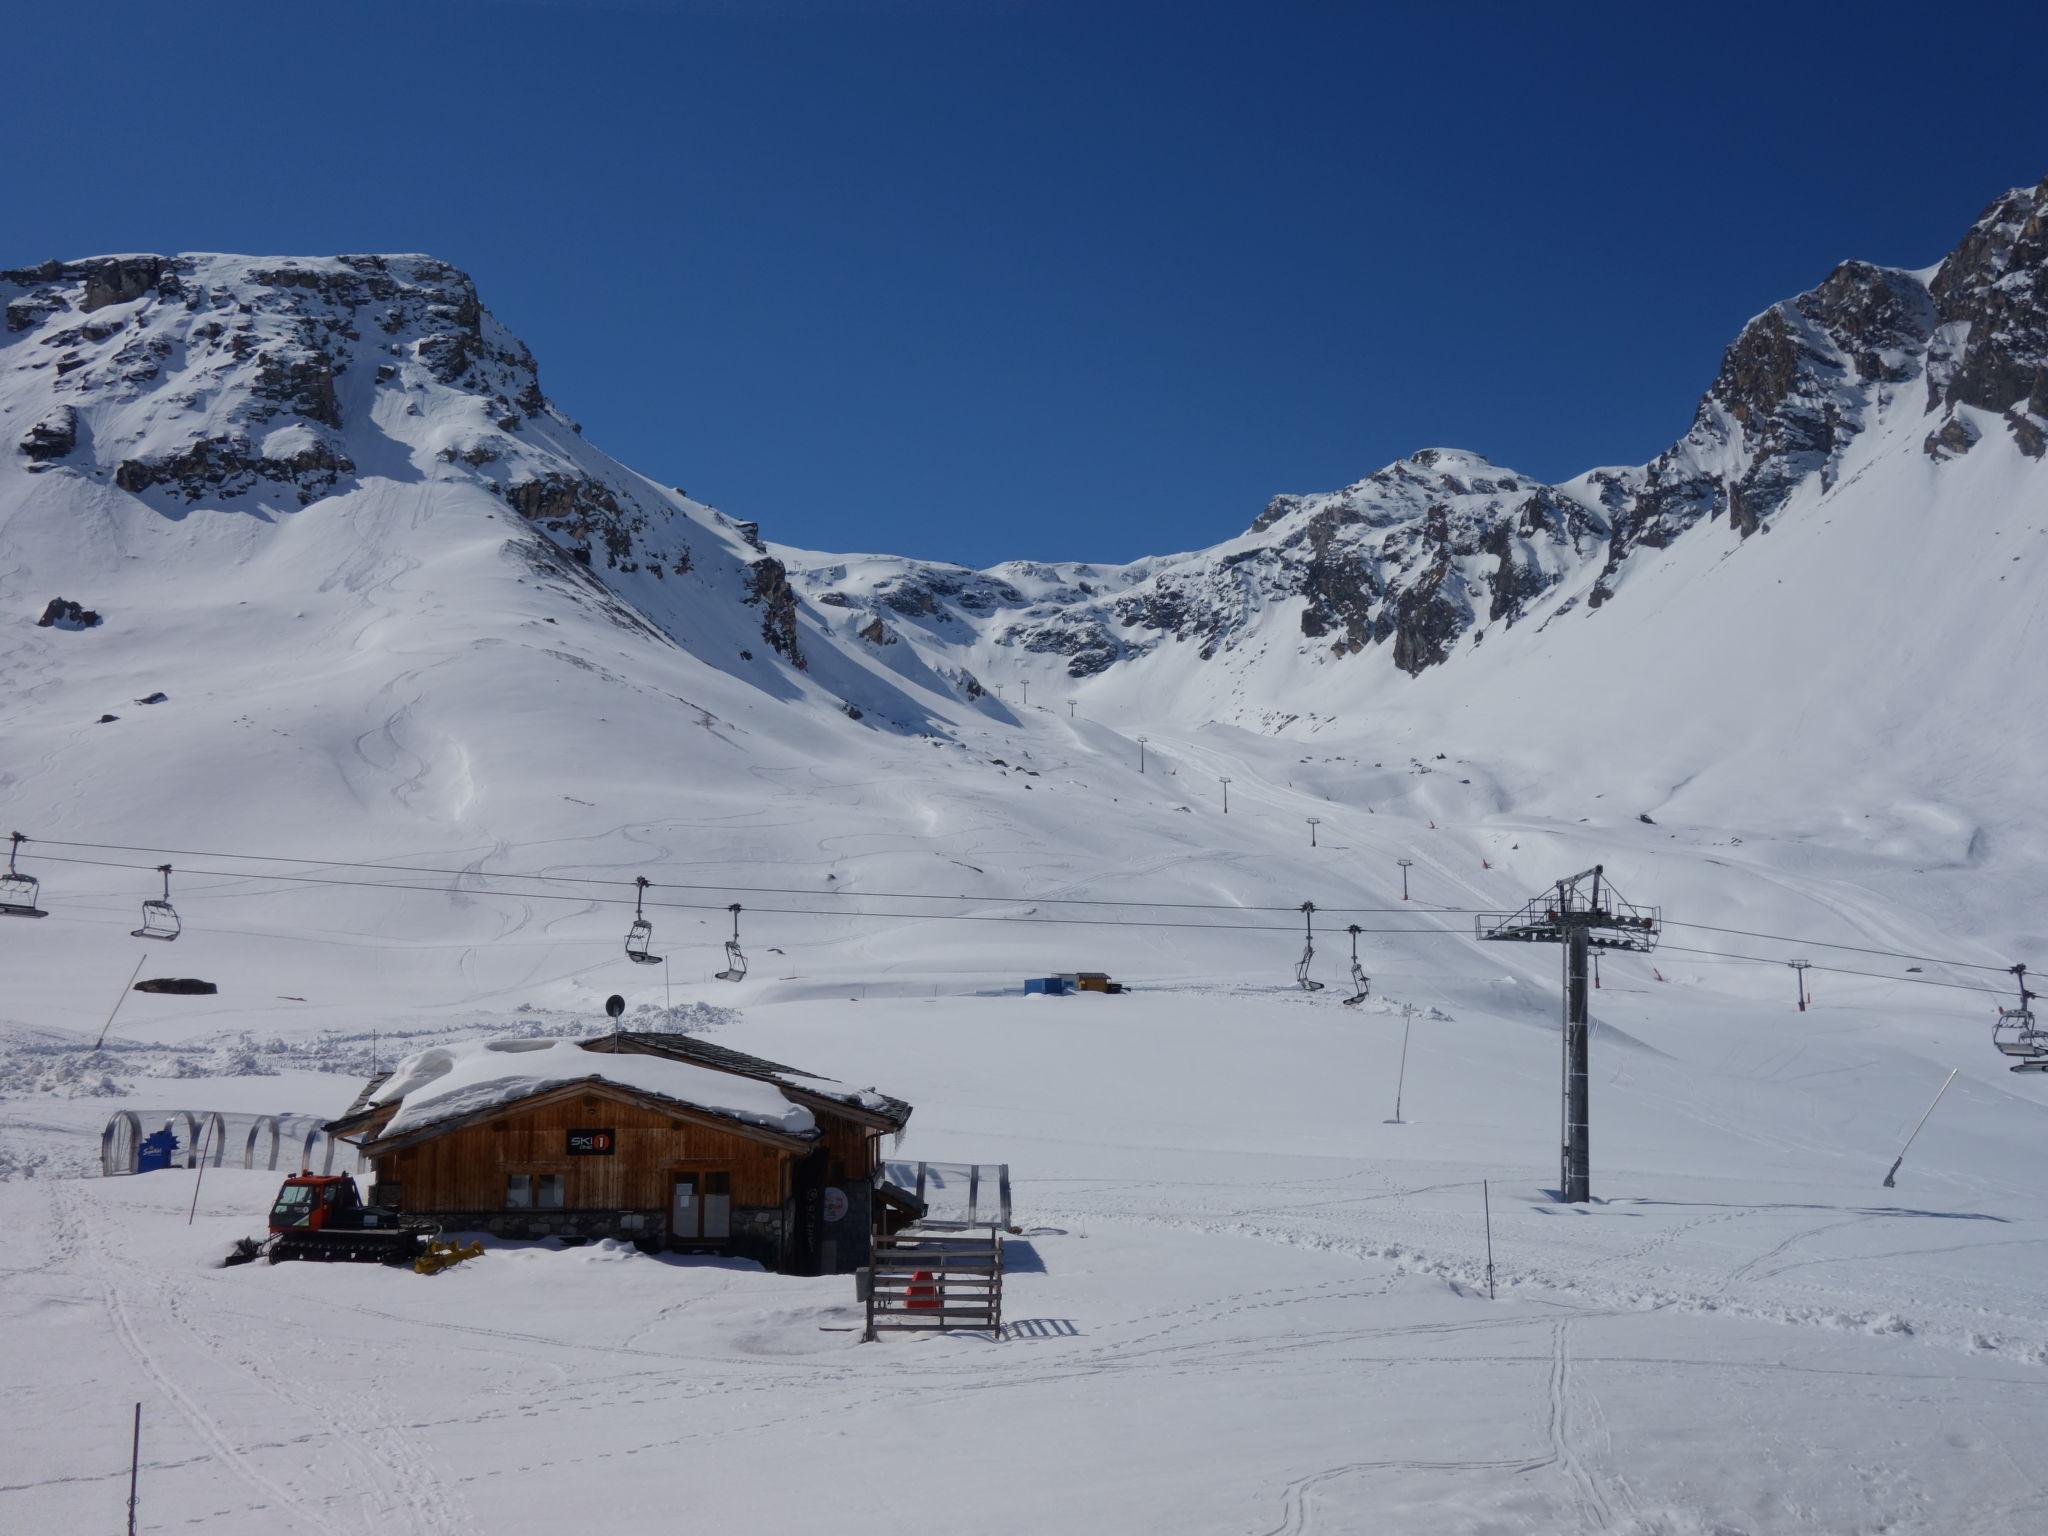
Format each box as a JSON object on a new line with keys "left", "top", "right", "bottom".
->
{"left": 57, "top": 1181, "right": 480, "bottom": 1536}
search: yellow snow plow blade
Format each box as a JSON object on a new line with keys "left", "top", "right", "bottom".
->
{"left": 413, "top": 1239, "right": 483, "bottom": 1275}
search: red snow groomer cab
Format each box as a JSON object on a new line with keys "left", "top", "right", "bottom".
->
{"left": 229, "top": 1174, "right": 436, "bottom": 1265}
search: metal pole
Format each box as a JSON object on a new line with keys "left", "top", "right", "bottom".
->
{"left": 186, "top": 1117, "right": 214, "bottom": 1225}
{"left": 1482, "top": 1180, "right": 1495, "bottom": 1300}
{"left": 1884, "top": 1068, "right": 1957, "bottom": 1188}
{"left": 1393, "top": 1005, "right": 1413, "bottom": 1123}
{"left": 1220, "top": 777, "right": 1230, "bottom": 813}
{"left": 95, "top": 953, "right": 149, "bottom": 1050}
{"left": 1563, "top": 926, "right": 1591, "bottom": 1203}
{"left": 127, "top": 1401, "right": 141, "bottom": 1536}
{"left": 1398, "top": 859, "right": 1412, "bottom": 900}
{"left": 1138, "top": 737, "right": 1147, "bottom": 773}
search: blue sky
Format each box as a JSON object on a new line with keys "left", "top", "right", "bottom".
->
{"left": 9, "top": 1, "right": 2046, "bottom": 565}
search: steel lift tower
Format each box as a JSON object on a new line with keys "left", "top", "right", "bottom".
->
{"left": 1476, "top": 865, "right": 1660, "bottom": 1203}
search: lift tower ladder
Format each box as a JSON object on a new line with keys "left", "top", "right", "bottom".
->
{"left": 1476, "top": 865, "right": 1660, "bottom": 1203}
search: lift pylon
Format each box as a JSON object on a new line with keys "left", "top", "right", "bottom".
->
{"left": 1477, "top": 865, "right": 1660, "bottom": 1203}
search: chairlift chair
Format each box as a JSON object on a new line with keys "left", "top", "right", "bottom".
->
{"left": 625, "top": 876, "right": 663, "bottom": 965}
{"left": 715, "top": 903, "right": 748, "bottom": 983}
{"left": 1342, "top": 923, "right": 1370, "bottom": 1006}
{"left": 1993, "top": 964, "right": 2046, "bottom": 1070}
{"left": 1, "top": 832, "right": 47, "bottom": 918}
{"left": 1294, "top": 902, "right": 1324, "bottom": 992}
{"left": 131, "top": 864, "right": 180, "bottom": 941}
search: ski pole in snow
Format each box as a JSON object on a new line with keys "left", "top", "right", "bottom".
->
{"left": 1884, "top": 1067, "right": 1957, "bottom": 1188}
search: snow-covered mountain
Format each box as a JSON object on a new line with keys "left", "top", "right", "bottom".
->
{"left": 9, "top": 179, "right": 2048, "bottom": 1536}
{"left": 3, "top": 175, "right": 2045, "bottom": 986}
{"left": 794, "top": 174, "right": 2046, "bottom": 702}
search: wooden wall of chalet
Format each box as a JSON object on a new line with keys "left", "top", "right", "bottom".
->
{"left": 819, "top": 1115, "right": 877, "bottom": 1182}
{"left": 377, "top": 1091, "right": 790, "bottom": 1213}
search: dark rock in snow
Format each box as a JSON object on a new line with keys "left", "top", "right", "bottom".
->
{"left": 79, "top": 256, "right": 163, "bottom": 313}
{"left": 743, "top": 558, "right": 806, "bottom": 669}
{"left": 19, "top": 405, "right": 77, "bottom": 461}
{"left": 1924, "top": 414, "right": 1980, "bottom": 461}
{"left": 38, "top": 597, "right": 102, "bottom": 629}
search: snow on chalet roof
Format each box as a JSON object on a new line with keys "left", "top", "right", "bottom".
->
{"left": 368, "top": 1039, "right": 818, "bottom": 1141}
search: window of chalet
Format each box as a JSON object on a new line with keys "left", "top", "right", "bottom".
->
{"left": 506, "top": 1173, "right": 565, "bottom": 1210}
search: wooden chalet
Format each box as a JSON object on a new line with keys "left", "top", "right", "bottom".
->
{"left": 326, "top": 1032, "right": 911, "bottom": 1275}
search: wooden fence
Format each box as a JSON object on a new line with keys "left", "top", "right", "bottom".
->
{"left": 862, "top": 1229, "right": 1003, "bottom": 1338}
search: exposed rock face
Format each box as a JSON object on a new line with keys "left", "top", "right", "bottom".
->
{"left": 80, "top": 256, "right": 164, "bottom": 313}
{"left": 115, "top": 433, "right": 354, "bottom": 506}
{"left": 876, "top": 565, "right": 1025, "bottom": 621}
{"left": 18, "top": 406, "right": 76, "bottom": 461}
{"left": 743, "top": 557, "right": 806, "bottom": 669}
{"left": 1598, "top": 259, "right": 1937, "bottom": 593}
{"left": 1924, "top": 413, "right": 1980, "bottom": 461}
{"left": 856, "top": 613, "right": 897, "bottom": 645}
{"left": 1929, "top": 175, "right": 2048, "bottom": 425}
{"left": 37, "top": 597, "right": 102, "bottom": 630}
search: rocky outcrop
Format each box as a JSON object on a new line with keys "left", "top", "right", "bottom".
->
{"left": 1924, "top": 413, "right": 1980, "bottom": 460}
{"left": 1929, "top": 175, "right": 2048, "bottom": 421}
{"left": 115, "top": 433, "right": 354, "bottom": 505}
{"left": 80, "top": 256, "right": 164, "bottom": 313}
{"left": 18, "top": 406, "right": 77, "bottom": 461}
{"left": 37, "top": 597, "right": 102, "bottom": 630}
{"left": 856, "top": 613, "right": 897, "bottom": 645}
{"left": 743, "top": 557, "right": 806, "bottom": 669}
{"left": 255, "top": 349, "right": 341, "bottom": 427}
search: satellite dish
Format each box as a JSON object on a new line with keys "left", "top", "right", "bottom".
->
{"left": 605, "top": 994, "right": 625, "bottom": 1019}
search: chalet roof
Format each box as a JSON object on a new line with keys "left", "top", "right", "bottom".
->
{"left": 591, "top": 1031, "right": 913, "bottom": 1131}
{"left": 325, "top": 1070, "right": 393, "bottom": 1136}
{"left": 352, "top": 1039, "right": 820, "bottom": 1148}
